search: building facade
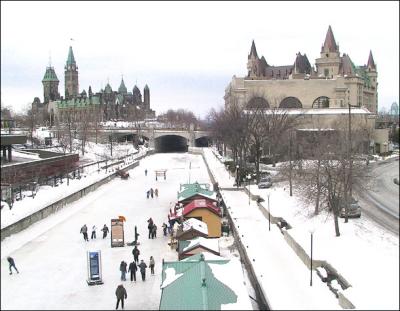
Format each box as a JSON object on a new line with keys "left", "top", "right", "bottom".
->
{"left": 224, "top": 26, "right": 387, "bottom": 153}
{"left": 33, "top": 46, "right": 155, "bottom": 125}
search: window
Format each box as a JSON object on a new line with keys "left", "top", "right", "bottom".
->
{"left": 324, "top": 69, "right": 329, "bottom": 77}
{"left": 279, "top": 97, "right": 303, "bottom": 108}
{"left": 312, "top": 96, "right": 330, "bottom": 108}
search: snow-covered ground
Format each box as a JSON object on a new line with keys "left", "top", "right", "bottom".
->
{"left": 1, "top": 146, "right": 398, "bottom": 309}
{"left": 1, "top": 152, "right": 254, "bottom": 310}
{"left": 204, "top": 147, "right": 399, "bottom": 310}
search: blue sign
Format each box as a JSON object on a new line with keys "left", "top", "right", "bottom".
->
{"left": 89, "top": 251, "right": 99, "bottom": 280}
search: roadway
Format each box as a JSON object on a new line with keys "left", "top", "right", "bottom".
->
{"left": 355, "top": 156, "right": 399, "bottom": 234}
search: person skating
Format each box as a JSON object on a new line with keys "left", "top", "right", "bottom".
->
{"left": 155, "top": 188, "right": 158, "bottom": 197}
{"left": 138, "top": 259, "right": 147, "bottom": 281}
{"left": 162, "top": 223, "right": 167, "bottom": 236}
{"left": 150, "top": 188, "right": 154, "bottom": 198}
{"left": 115, "top": 284, "right": 127, "bottom": 310}
{"left": 101, "top": 224, "right": 109, "bottom": 239}
{"left": 145, "top": 169, "right": 147, "bottom": 176}
{"left": 132, "top": 246, "right": 140, "bottom": 264}
{"left": 128, "top": 260, "right": 137, "bottom": 282}
{"left": 120, "top": 260, "right": 127, "bottom": 281}
{"left": 146, "top": 190, "right": 150, "bottom": 199}
{"left": 80, "top": 224, "right": 89, "bottom": 242}
{"left": 91, "top": 225, "right": 97, "bottom": 239}
{"left": 149, "top": 256, "right": 155, "bottom": 275}
{"left": 147, "top": 218, "right": 153, "bottom": 239}
{"left": 7, "top": 256, "right": 19, "bottom": 275}
{"left": 151, "top": 224, "right": 157, "bottom": 239}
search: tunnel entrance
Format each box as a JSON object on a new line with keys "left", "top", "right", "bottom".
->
{"left": 155, "top": 135, "right": 188, "bottom": 153}
{"left": 195, "top": 136, "right": 212, "bottom": 147}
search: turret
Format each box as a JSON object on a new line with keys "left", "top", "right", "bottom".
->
{"left": 42, "top": 66, "right": 60, "bottom": 103}
{"left": 118, "top": 77, "right": 127, "bottom": 94}
{"left": 144, "top": 84, "right": 150, "bottom": 109}
{"left": 64, "top": 46, "right": 79, "bottom": 99}
{"left": 247, "top": 40, "right": 260, "bottom": 78}
{"left": 315, "top": 26, "right": 341, "bottom": 78}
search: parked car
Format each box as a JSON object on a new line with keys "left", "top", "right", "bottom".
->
{"left": 258, "top": 176, "right": 272, "bottom": 189}
{"left": 338, "top": 197, "right": 361, "bottom": 218}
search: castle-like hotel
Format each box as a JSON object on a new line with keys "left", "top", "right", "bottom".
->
{"left": 32, "top": 46, "right": 155, "bottom": 125}
{"left": 225, "top": 25, "right": 377, "bottom": 114}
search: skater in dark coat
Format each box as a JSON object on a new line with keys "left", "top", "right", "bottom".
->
{"left": 132, "top": 246, "right": 140, "bottom": 264}
{"left": 80, "top": 224, "right": 89, "bottom": 241}
{"left": 120, "top": 260, "right": 127, "bottom": 281}
{"left": 145, "top": 169, "right": 148, "bottom": 176}
{"left": 7, "top": 256, "right": 19, "bottom": 275}
{"left": 147, "top": 218, "right": 154, "bottom": 239}
{"left": 138, "top": 259, "right": 148, "bottom": 281}
{"left": 115, "top": 284, "right": 127, "bottom": 310}
{"left": 151, "top": 224, "right": 157, "bottom": 239}
{"left": 128, "top": 261, "right": 137, "bottom": 282}
{"left": 146, "top": 190, "right": 150, "bottom": 199}
{"left": 101, "top": 224, "right": 109, "bottom": 239}
{"left": 150, "top": 188, "right": 154, "bottom": 198}
{"left": 162, "top": 223, "right": 167, "bottom": 236}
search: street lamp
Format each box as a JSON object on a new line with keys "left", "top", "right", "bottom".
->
{"left": 267, "top": 192, "right": 271, "bottom": 231}
{"left": 247, "top": 174, "right": 251, "bottom": 205}
{"left": 236, "top": 165, "right": 239, "bottom": 189}
{"left": 309, "top": 228, "right": 315, "bottom": 286}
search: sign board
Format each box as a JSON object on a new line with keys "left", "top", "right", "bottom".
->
{"left": 86, "top": 250, "right": 103, "bottom": 285}
{"left": 111, "top": 219, "right": 124, "bottom": 247}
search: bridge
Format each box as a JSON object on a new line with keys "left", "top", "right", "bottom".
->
{"left": 96, "top": 127, "right": 212, "bottom": 150}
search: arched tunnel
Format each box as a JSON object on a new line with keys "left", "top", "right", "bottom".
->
{"left": 155, "top": 135, "right": 188, "bottom": 152}
{"left": 195, "top": 136, "right": 212, "bottom": 147}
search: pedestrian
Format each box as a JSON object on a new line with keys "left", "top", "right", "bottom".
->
{"left": 115, "top": 284, "right": 127, "bottom": 310}
{"left": 146, "top": 190, "right": 150, "bottom": 199}
{"left": 91, "top": 225, "right": 97, "bottom": 239}
{"left": 151, "top": 224, "right": 157, "bottom": 239}
{"left": 145, "top": 169, "right": 147, "bottom": 176}
{"left": 101, "top": 224, "right": 109, "bottom": 239}
{"left": 128, "top": 260, "right": 137, "bottom": 282}
{"left": 7, "top": 256, "right": 19, "bottom": 275}
{"left": 132, "top": 246, "right": 140, "bottom": 264}
{"left": 138, "top": 259, "right": 147, "bottom": 281}
{"left": 162, "top": 223, "right": 167, "bottom": 236}
{"left": 150, "top": 188, "right": 154, "bottom": 198}
{"left": 149, "top": 256, "right": 155, "bottom": 275}
{"left": 147, "top": 221, "right": 153, "bottom": 239}
{"left": 80, "top": 224, "right": 89, "bottom": 242}
{"left": 120, "top": 260, "right": 127, "bottom": 281}
{"left": 155, "top": 188, "right": 158, "bottom": 197}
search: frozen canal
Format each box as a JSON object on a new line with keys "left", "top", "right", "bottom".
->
{"left": 1, "top": 153, "right": 216, "bottom": 310}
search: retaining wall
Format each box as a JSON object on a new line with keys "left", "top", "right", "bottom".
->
{"left": 1, "top": 160, "right": 141, "bottom": 241}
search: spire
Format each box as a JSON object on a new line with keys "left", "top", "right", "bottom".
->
{"left": 49, "top": 50, "right": 52, "bottom": 67}
{"left": 66, "top": 46, "right": 76, "bottom": 66}
{"left": 118, "top": 76, "right": 127, "bottom": 94}
{"left": 248, "top": 40, "right": 258, "bottom": 59}
{"left": 367, "top": 50, "right": 376, "bottom": 70}
{"left": 322, "top": 25, "right": 338, "bottom": 53}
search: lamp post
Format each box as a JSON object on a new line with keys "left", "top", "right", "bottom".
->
{"left": 247, "top": 174, "right": 251, "bottom": 205}
{"left": 267, "top": 192, "right": 271, "bottom": 231}
{"left": 236, "top": 165, "right": 239, "bottom": 189}
{"left": 309, "top": 229, "right": 315, "bottom": 286}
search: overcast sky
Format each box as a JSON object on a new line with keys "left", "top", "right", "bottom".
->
{"left": 1, "top": 1, "right": 399, "bottom": 118}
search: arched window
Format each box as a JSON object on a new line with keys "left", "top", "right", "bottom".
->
{"left": 279, "top": 97, "right": 303, "bottom": 108}
{"left": 312, "top": 96, "right": 330, "bottom": 108}
{"left": 247, "top": 97, "right": 270, "bottom": 109}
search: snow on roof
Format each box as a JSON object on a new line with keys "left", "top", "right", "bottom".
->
{"left": 181, "top": 252, "right": 226, "bottom": 262}
{"left": 182, "top": 237, "right": 219, "bottom": 253}
{"left": 244, "top": 107, "right": 371, "bottom": 115}
{"left": 182, "top": 217, "right": 208, "bottom": 235}
{"left": 160, "top": 267, "right": 184, "bottom": 289}
{"left": 209, "top": 258, "right": 253, "bottom": 310}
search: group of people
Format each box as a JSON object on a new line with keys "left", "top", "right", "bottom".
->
{"left": 147, "top": 218, "right": 158, "bottom": 239}
{"left": 116, "top": 250, "right": 155, "bottom": 309}
{"left": 146, "top": 188, "right": 158, "bottom": 199}
{"left": 80, "top": 224, "right": 109, "bottom": 242}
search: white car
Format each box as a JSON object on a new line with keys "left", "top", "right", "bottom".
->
{"left": 258, "top": 176, "right": 272, "bottom": 189}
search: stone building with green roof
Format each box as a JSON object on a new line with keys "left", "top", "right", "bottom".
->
{"left": 32, "top": 46, "right": 155, "bottom": 125}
